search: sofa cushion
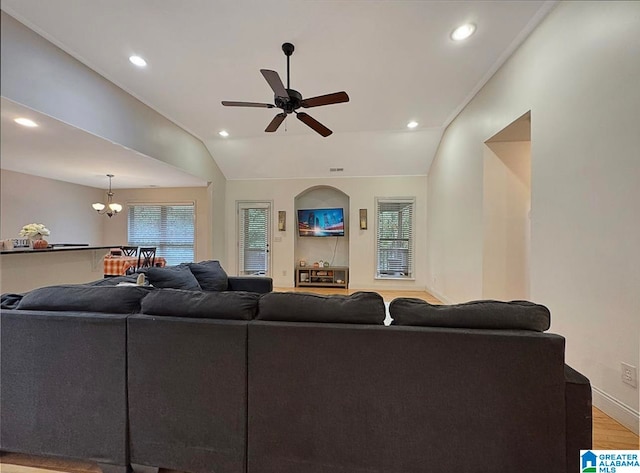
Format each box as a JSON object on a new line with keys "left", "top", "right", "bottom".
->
{"left": 257, "top": 291, "right": 386, "bottom": 325}
{"left": 389, "top": 298, "right": 550, "bottom": 332}
{"left": 16, "top": 285, "right": 151, "bottom": 314}
{"left": 143, "top": 265, "right": 202, "bottom": 291}
{"left": 141, "top": 288, "right": 259, "bottom": 320}
{"left": 188, "top": 260, "right": 228, "bottom": 291}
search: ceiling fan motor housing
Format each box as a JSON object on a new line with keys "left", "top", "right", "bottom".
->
{"left": 276, "top": 89, "right": 302, "bottom": 113}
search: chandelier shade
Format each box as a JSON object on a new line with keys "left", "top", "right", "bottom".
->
{"left": 93, "top": 174, "right": 122, "bottom": 218}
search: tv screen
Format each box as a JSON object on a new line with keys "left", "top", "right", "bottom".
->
{"left": 297, "top": 208, "right": 344, "bottom": 237}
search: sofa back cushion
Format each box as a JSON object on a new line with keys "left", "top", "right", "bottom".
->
{"left": 187, "top": 260, "right": 229, "bottom": 291}
{"left": 143, "top": 265, "right": 202, "bottom": 291}
{"left": 257, "top": 291, "right": 386, "bottom": 324}
{"left": 141, "top": 288, "right": 259, "bottom": 320}
{"left": 247, "top": 321, "right": 566, "bottom": 472}
{"left": 389, "top": 298, "right": 550, "bottom": 332}
{"left": 16, "top": 285, "right": 151, "bottom": 314}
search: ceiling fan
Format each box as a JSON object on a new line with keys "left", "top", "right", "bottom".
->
{"left": 221, "top": 42, "right": 349, "bottom": 137}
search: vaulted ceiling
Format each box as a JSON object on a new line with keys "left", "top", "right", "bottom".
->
{"left": 1, "top": 0, "right": 555, "bottom": 184}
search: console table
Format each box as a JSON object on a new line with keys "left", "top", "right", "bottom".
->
{"left": 295, "top": 266, "right": 349, "bottom": 289}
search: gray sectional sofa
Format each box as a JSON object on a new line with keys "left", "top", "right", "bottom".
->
{"left": 0, "top": 264, "right": 592, "bottom": 473}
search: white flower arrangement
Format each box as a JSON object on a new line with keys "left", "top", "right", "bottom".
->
{"left": 19, "top": 223, "right": 51, "bottom": 239}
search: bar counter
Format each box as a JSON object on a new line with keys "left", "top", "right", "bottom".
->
{"left": 0, "top": 245, "right": 116, "bottom": 294}
{"left": 0, "top": 245, "right": 114, "bottom": 255}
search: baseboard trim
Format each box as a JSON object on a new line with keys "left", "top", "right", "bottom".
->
{"left": 592, "top": 385, "right": 640, "bottom": 435}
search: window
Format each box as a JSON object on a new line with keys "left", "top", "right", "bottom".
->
{"left": 238, "top": 202, "right": 271, "bottom": 276}
{"left": 128, "top": 203, "right": 195, "bottom": 266}
{"left": 375, "top": 197, "right": 415, "bottom": 279}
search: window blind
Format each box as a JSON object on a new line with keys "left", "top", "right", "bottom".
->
{"left": 376, "top": 198, "right": 415, "bottom": 278}
{"left": 128, "top": 203, "right": 195, "bottom": 266}
{"left": 238, "top": 206, "right": 269, "bottom": 276}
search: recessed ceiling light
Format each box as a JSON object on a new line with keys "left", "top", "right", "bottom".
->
{"left": 14, "top": 118, "right": 38, "bottom": 127}
{"left": 129, "top": 55, "right": 147, "bottom": 67}
{"left": 451, "top": 23, "right": 476, "bottom": 41}
{"left": 219, "top": 130, "right": 229, "bottom": 137}
{"left": 407, "top": 121, "right": 419, "bottom": 129}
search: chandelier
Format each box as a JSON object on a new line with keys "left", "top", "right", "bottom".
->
{"left": 92, "top": 174, "right": 123, "bottom": 217}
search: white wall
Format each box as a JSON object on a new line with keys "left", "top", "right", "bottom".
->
{"left": 483, "top": 141, "right": 531, "bottom": 300}
{"left": 427, "top": 1, "right": 640, "bottom": 432}
{"left": 227, "top": 176, "right": 427, "bottom": 289}
{"left": 0, "top": 169, "right": 105, "bottom": 244}
{"left": 101, "top": 186, "right": 211, "bottom": 263}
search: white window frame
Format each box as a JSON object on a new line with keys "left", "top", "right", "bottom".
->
{"left": 374, "top": 197, "right": 415, "bottom": 280}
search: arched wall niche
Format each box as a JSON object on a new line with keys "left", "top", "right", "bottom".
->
{"left": 294, "top": 185, "right": 350, "bottom": 267}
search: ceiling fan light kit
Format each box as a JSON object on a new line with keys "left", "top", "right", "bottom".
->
{"left": 222, "top": 42, "right": 349, "bottom": 137}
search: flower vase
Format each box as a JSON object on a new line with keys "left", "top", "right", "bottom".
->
{"left": 31, "top": 236, "right": 48, "bottom": 249}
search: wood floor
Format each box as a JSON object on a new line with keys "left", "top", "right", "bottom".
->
{"left": 593, "top": 406, "right": 640, "bottom": 449}
{"left": 1, "top": 288, "right": 637, "bottom": 473}
{"left": 273, "top": 285, "right": 442, "bottom": 303}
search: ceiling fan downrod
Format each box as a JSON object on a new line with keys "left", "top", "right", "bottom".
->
{"left": 282, "top": 42, "right": 294, "bottom": 90}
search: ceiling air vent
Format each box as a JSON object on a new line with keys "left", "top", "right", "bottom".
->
{"left": 329, "top": 167, "right": 344, "bottom": 173}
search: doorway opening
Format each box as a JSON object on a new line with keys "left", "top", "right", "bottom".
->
{"left": 482, "top": 111, "right": 531, "bottom": 300}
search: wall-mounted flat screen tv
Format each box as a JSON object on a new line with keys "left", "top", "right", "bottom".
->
{"left": 297, "top": 208, "right": 345, "bottom": 237}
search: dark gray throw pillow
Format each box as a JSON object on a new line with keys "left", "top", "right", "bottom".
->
{"left": 257, "top": 291, "right": 386, "bottom": 325}
{"left": 188, "top": 260, "right": 228, "bottom": 291}
{"left": 389, "top": 298, "right": 550, "bottom": 332}
{"left": 17, "top": 285, "right": 151, "bottom": 314}
{"left": 141, "top": 288, "right": 259, "bottom": 320}
{"left": 144, "top": 265, "right": 202, "bottom": 291}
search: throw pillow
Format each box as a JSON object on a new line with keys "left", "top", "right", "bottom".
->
{"left": 389, "top": 298, "right": 550, "bottom": 332}
{"left": 17, "top": 285, "right": 151, "bottom": 314}
{"left": 141, "top": 288, "right": 259, "bottom": 320}
{"left": 144, "top": 265, "right": 202, "bottom": 291}
{"left": 188, "top": 260, "right": 228, "bottom": 291}
{"left": 257, "top": 291, "right": 386, "bottom": 325}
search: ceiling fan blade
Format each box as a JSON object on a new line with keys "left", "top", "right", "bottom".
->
{"left": 260, "top": 69, "right": 289, "bottom": 99}
{"left": 300, "top": 91, "right": 350, "bottom": 108}
{"left": 296, "top": 112, "right": 332, "bottom": 137}
{"left": 221, "top": 101, "right": 275, "bottom": 108}
{"left": 265, "top": 113, "right": 287, "bottom": 132}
